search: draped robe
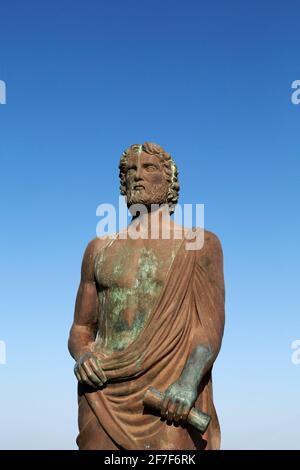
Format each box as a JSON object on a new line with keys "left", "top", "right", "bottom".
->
{"left": 76, "top": 230, "right": 225, "bottom": 450}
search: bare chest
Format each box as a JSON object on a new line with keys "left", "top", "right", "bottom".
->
{"left": 93, "top": 238, "right": 183, "bottom": 353}
{"left": 94, "top": 238, "right": 181, "bottom": 290}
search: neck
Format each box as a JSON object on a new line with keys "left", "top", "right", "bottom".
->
{"left": 130, "top": 204, "right": 172, "bottom": 239}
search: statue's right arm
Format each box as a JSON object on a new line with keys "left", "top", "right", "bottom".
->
{"left": 68, "top": 239, "right": 107, "bottom": 389}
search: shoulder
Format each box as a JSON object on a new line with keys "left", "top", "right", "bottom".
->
{"left": 194, "top": 230, "right": 225, "bottom": 290}
{"left": 83, "top": 236, "right": 111, "bottom": 260}
{"left": 80, "top": 236, "right": 112, "bottom": 281}
{"left": 193, "top": 228, "right": 223, "bottom": 264}
{"left": 203, "top": 229, "right": 223, "bottom": 252}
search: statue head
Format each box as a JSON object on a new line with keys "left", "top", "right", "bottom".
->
{"left": 119, "top": 142, "right": 180, "bottom": 215}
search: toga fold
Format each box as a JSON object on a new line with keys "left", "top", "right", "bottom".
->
{"left": 77, "top": 230, "right": 225, "bottom": 450}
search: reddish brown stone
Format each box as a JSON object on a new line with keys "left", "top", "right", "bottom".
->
{"left": 68, "top": 143, "right": 225, "bottom": 450}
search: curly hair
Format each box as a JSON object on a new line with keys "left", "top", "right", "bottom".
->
{"left": 119, "top": 142, "right": 180, "bottom": 214}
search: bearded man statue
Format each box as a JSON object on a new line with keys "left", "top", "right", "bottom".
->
{"left": 68, "top": 142, "right": 225, "bottom": 450}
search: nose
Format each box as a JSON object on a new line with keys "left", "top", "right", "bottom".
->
{"left": 134, "top": 164, "right": 143, "bottom": 180}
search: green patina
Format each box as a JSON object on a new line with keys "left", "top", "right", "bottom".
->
{"left": 97, "top": 245, "right": 166, "bottom": 353}
{"left": 136, "top": 247, "right": 160, "bottom": 294}
{"left": 112, "top": 262, "right": 123, "bottom": 277}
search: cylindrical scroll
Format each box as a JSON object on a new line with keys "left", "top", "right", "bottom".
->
{"left": 143, "top": 387, "right": 211, "bottom": 434}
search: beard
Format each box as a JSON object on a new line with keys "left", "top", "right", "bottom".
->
{"left": 126, "top": 184, "right": 169, "bottom": 209}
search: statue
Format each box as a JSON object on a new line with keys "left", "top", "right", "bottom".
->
{"left": 68, "top": 142, "right": 225, "bottom": 450}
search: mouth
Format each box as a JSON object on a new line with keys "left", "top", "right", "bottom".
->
{"left": 133, "top": 184, "right": 145, "bottom": 190}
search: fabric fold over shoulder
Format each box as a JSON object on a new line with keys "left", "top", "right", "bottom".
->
{"left": 78, "top": 229, "right": 225, "bottom": 450}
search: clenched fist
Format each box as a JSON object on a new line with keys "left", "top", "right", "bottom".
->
{"left": 160, "top": 381, "right": 197, "bottom": 424}
{"left": 74, "top": 351, "right": 107, "bottom": 388}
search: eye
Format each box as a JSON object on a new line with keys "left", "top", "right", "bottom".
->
{"left": 145, "top": 164, "right": 157, "bottom": 172}
{"left": 126, "top": 166, "right": 136, "bottom": 175}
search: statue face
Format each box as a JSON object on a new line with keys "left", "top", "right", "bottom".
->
{"left": 125, "top": 152, "right": 170, "bottom": 207}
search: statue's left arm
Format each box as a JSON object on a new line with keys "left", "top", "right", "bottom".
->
{"left": 161, "top": 231, "right": 225, "bottom": 423}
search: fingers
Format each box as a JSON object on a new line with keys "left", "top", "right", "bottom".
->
{"left": 81, "top": 361, "right": 103, "bottom": 387}
{"left": 161, "top": 395, "right": 190, "bottom": 424}
{"left": 90, "top": 357, "right": 107, "bottom": 384}
{"left": 75, "top": 364, "right": 97, "bottom": 388}
{"left": 74, "top": 354, "right": 107, "bottom": 388}
{"left": 181, "top": 402, "right": 191, "bottom": 423}
{"left": 74, "top": 369, "right": 81, "bottom": 383}
{"left": 166, "top": 400, "right": 177, "bottom": 422}
{"left": 161, "top": 394, "right": 180, "bottom": 422}
{"left": 173, "top": 401, "right": 185, "bottom": 424}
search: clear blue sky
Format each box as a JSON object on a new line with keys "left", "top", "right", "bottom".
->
{"left": 0, "top": 0, "right": 299, "bottom": 449}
